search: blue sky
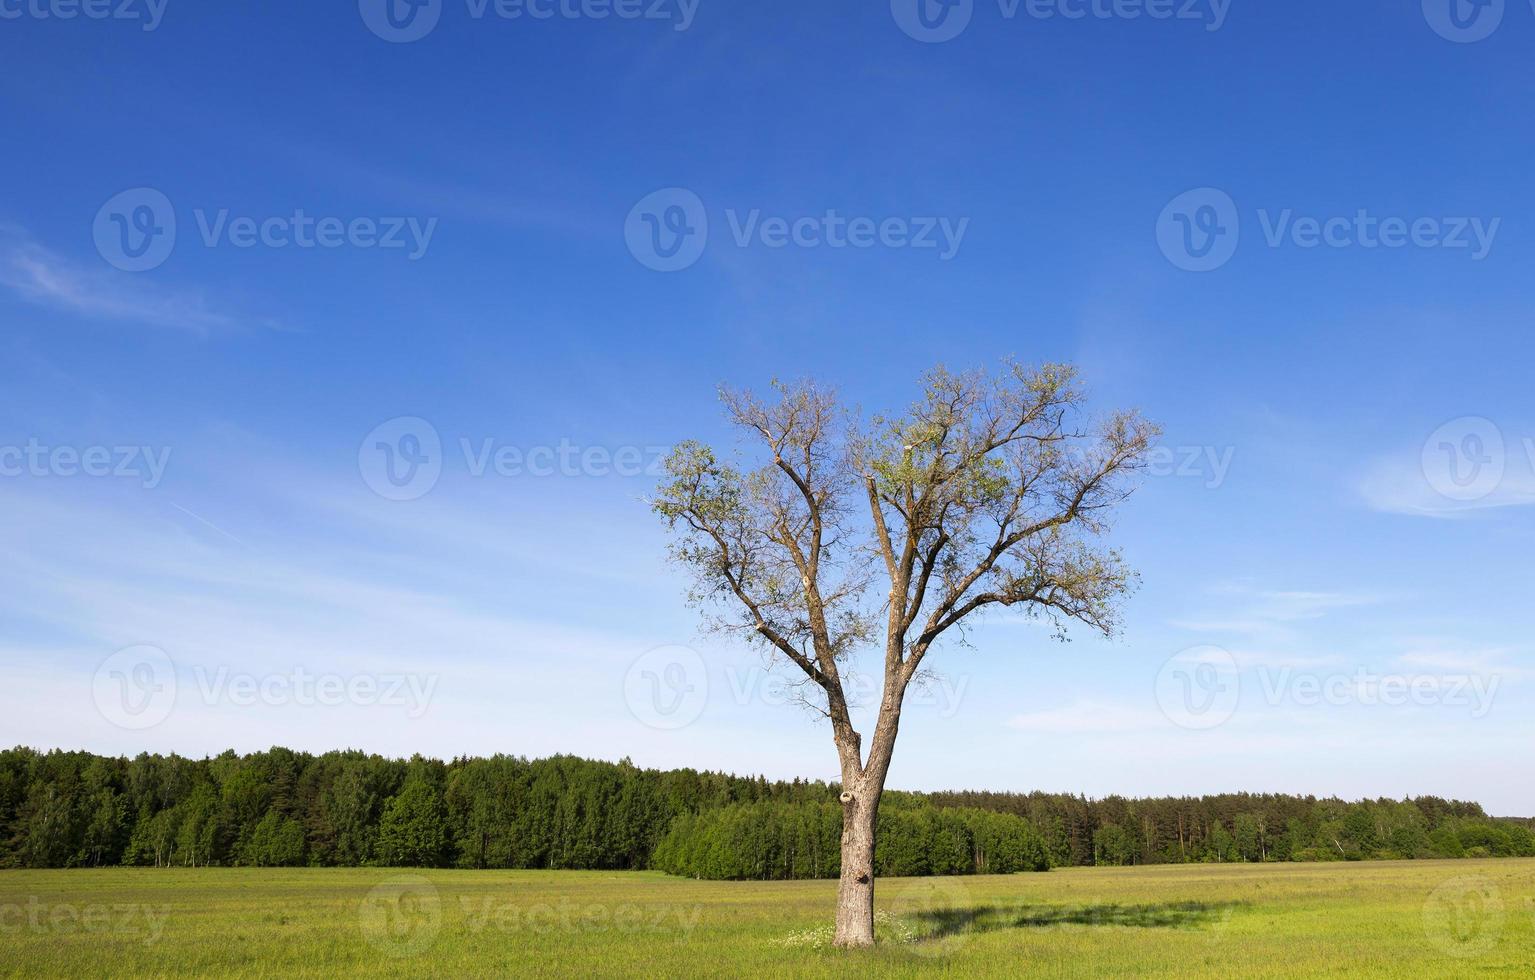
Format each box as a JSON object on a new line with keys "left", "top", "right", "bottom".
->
{"left": 3, "top": 1, "right": 1534, "bottom": 814}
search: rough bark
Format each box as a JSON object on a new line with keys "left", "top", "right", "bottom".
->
{"left": 833, "top": 783, "right": 879, "bottom": 947}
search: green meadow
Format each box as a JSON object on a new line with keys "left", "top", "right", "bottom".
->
{"left": 2, "top": 859, "right": 1531, "bottom": 977}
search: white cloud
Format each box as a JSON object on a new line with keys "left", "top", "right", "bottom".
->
{"left": 1170, "top": 585, "right": 1381, "bottom": 641}
{"left": 1227, "top": 648, "right": 1344, "bottom": 670}
{"left": 1396, "top": 646, "right": 1535, "bottom": 681}
{"left": 0, "top": 227, "right": 270, "bottom": 335}
{"left": 1357, "top": 451, "right": 1535, "bottom": 518}
{"left": 0, "top": 465, "right": 699, "bottom": 763}
{"left": 1005, "top": 699, "right": 1168, "bottom": 734}
{"left": 1223, "top": 586, "right": 1380, "bottom": 620}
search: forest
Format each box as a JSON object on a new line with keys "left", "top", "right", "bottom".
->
{"left": 3, "top": 746, "right": 1530, "bottom": 876}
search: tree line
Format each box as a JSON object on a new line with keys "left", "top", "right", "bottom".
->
{"left": 651, "top": 799, "right": 1052, "bottom": 880}
{"left": 928, "top": 789, "right": 1535, "bottom": 865}
{"left": 3, "top": 746, "right": 1529, "bottom": 873}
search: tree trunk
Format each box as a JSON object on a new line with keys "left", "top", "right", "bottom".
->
{"left": 833, "top": 787, "right": 878, "bottom": 947}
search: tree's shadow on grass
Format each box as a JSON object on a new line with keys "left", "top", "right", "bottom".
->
{"left": 914, "top": 900, "right": 1248, "bottom": 941}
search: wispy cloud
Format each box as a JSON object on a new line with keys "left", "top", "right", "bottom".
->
{"left": 1357, "top": 450, "right": 1535, "bottom": 519}
{"left": 1005, "top": 699, "right": 1168, "bottom": 734}
{"left": 0, "top": 475, "right": 678, "bottom": 761}
{"left": 1170, "top": 585, "right": 1381, "bottom": 639}
{"left": 0, "top": 226, "right": 271, "bottom": 335}
{"left": 277, "top": 145, "right": 610, "bottom": 242}
{"left": 1228, "top": 587, "right": 1380, "bottom": 620}
{"left": 1397, "top": 646, "right": 1535, "bottom": 681}
{"left": 1227, "top": 648, "right": 1344, "bottom": 670}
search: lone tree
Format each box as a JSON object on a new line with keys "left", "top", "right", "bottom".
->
{"left": 652, "top": 362, "right": 1157, "bottom": 947}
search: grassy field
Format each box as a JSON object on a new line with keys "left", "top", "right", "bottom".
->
{"left": 1, "top": 859, "right": 1532, "bottom": 977}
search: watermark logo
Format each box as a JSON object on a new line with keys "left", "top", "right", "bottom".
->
{"left": 0, "top": 440, "right": 171, "bottom": 489}
{"left": 360, "top": 877, "right": 442, "bottom": 958}
{"left": 726, "top": 665, "right": 969, "bottom": 719}
{"left": 93, "top": 188, "right": 176, "bottom": 272}
{"left": 1424, "top": 876, "right": 1505, "bottom": 957}
{"left": 1157, "top": 188, "right": 1239, "bottom": 272}
{"left": 0, "top": 0, "right": 167, "bottom": 30}
{"left": 1423, "top": 0, "right": 1504, "bottom": 43}
{"left": 92, "top": 646, "right": 438, "bottom": 727}
{"left": 723, "top": 209, "right": 968, "bottom": 259}
{"left": 1059, "top": 440, "right": 1235, "bottom": 490}
{"left": 360, "top": 0, "right": 697, "bottom": 42}
{"left": 1257, "top": 668, "right": 1500, "bottom": 719}
{"left": 359, "top": 417, "right": 443, "bottom": 501}
{"left": 359, "top": 419, "right": 668, "bottom": 499}
{"left": 893, "top": 0, "right": 1229, "bottom": 42}
{"left": 93, "top": 645, "right": 177, "bottom": 731}
{"left": 624, "top": 644, "right": 708, "bottom": 729}
{"left": 192, "top": 210, "right": 437, "bottom": 260}
{"left": 458, "top": 896, "right": 702, "bottom": 936}
{"left": 93, "top": 190, "right": 437, "bottom": 270}
{"left": 1421, "top": 416, "right": 1505, "bottom": 502}
{"left": 1143, "top": 444, "right": 1235, "bottom": 489}
{"left": 1255, "top": 210, "right": 1499, "bottom": 259}
{"left": 891, "top": 0, "right": 974, "bottom": 42}
{"left": 359, "top": 0, "right": 443, "bottom": 41}
{"left": 1157, "top": 648, "right": 1504, "bottom": 730}
{"left": 625, "top": 188, "right": 708, "bottom": 272}
{"left": 0, "top": 898, "right": 170, "bottom": 946}
{"left": 192, "top": 666, "right": 438, "bottom": 718}
{"left": 461, "top": 437, "right": 666, "bottom": 479}
{"left": 1159, "top": 188, "right": 1501, "bottom": 271}
{"left": 625, "top": 188, "right": 970, "bottom": 271}
{"left": 622, "top": 654, "right": 967, "bottom": 729}
{"left": 1155, "top": 645, "right": 1240, "bottom": 730}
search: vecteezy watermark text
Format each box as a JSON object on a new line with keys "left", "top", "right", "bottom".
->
{"left": 359, "top": 416, "right": 667, "bottom": 501}
{"left": 1254, "top": 210, "right": 1498, "bottom": 259}
{"left": 1256, "top": 667, "right": 1500, "bottom": 718}
{"left": 359, "top": 878, "right": 700, "bottom": 960}
{"left": 1155, "top": 645, "right": 1505, "bottom": 729}
{"left": 0, "top": 898, "right": 169, "bottom": 946}
{"left": 93, "top": 188, "right": 437, "bottom": 272}
{"left": 891, "top": 0, "right": 1231, "bottom": 43}
{"left": 193, "top": 210, "right": 436, "bottom": 260}
{"left": 1144, "top": 444, "right": 1234, "bottom": 488}
{"left": 722, "top": 210, "right": 969, "bottom": 260}
{"left": 459, "top": 896, "right": 702, "bottom": 936}
{"left": 92, "top": 645, "right": 438, "bottom": 730}
{"left": 0, "top": 440, "right": 170, "bottom": 489}
{"left": 624, "top": 188, "right": 969, "bottom": 272}
{"left": 460, "top": 437, "right": 663, "bottom": 479}
{"left": 0, "top": 0, "right": 167, "bottom": 30}
{"left": 1157, "top": 188, "right": 1501, "bottom": 272}
{"left": 358, "top": 0, "right": 699, "bottom": 43}
{"left": 623, "top": 644, "right": 970, "bottom": 731}
{"left": 192, "top": 666, "right": 438, "bottom": 719}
